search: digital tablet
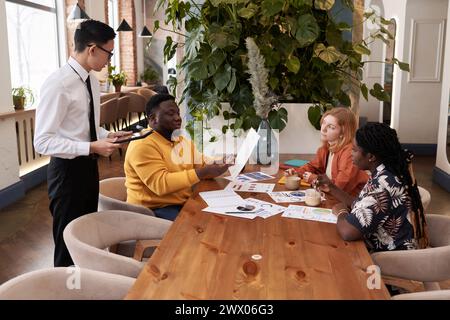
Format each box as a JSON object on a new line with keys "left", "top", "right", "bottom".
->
{"left": 113, "top": 129, "right": 154, "bottom": 144}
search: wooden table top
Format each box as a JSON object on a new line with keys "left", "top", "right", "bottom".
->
{"left": 125, "top": 159, "right": 390, "bottom": 300}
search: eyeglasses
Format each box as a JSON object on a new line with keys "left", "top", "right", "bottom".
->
{"left": 87, "top": 44, "right": 114, "bottom": 60}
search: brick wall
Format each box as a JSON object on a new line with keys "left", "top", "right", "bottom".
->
{"left": 65, "top": 0, "right": 86, "bottom": 58}
{"left": 119, "top": 0, "right": 138, "bottom": 85}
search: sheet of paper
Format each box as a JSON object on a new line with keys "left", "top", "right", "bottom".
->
{"left": 228, "top": 128, "right": 260, "bottom": 179}
{"left": 202, "top": 198, "right": 285, "bottom": 219}
{"left": 225, "top": 182, "right": 275, "bottom": 193}
{"left": 199, "top": 189, "right": 245, "bottom": 208}
{"left": 282, "top": 205, "right": 337, "bottom": 224}
{"left": 224, "top": 171, "right": 275, "bottom": 183}
{"left": 244, "top": 198, "right": 286, "bottom": 219}
{"left": 267, "top": 191, "right": 306, "bottom": 203}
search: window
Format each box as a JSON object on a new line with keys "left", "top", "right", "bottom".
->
{"left": 6, "top": 0, "right": 64, "bottom": 106}
{"left": 108, "top": 0, "right": 120, "bottom": 69}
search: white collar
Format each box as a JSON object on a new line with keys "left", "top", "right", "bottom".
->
{"left": 68, "top": 56, "right": 90, "bottom": 82}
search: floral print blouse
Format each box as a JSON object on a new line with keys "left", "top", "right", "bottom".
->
{"left": 345, "top": 164, "right": 417, "bottom": 252}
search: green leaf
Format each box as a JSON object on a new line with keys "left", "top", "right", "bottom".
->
{"left": 380, "top": 16, "right": 393, "bottom": 25}
{"left": 213, "top": 64, "right": 232, "bottom": 91}
{"left": 337, "top": 91, "right": 351, "bottom": 106}
{"left": 185, "top": 25, "right": 205, "bottom": 59}
{"left": 285, "top": 55, "right": 301, "bottom": 74}
{"left": 392, "top": 58, "right": 410, "bottom": 72}
{"left": 296, "top": 14, "right": 320, "bottom": 47}
{"left": 308, "top": 105, "right": 322, "bottom": 130}
{"left": 163, "top": 36, "right": 178, "bottom": 63}
{"left": 222, "top": 125, "right": 229, "bottom": 134}
{"left": 361, "top": 83, "right": 368, "bottom": 101}
{"left": 353, "top": 43, "right": 371, "bottom": 56}
{"left": 369, "top": 83, "right": 391, "bottom": 102}
{"left": 268, "top": 108, "right": 288, "bottom": 131}
{"left": 153, "top": 20, "right": 160, "bottom": 32}
{"left": 238, "top": 3, "right": 259, "bottom": 19}
{"left": 209, "top": 136, "right": 218, "bottom": 142}
{"left": 207, "top": 49, "right": 226, "bottom": 75}
{"left": 269, "top": 77, "right": 279, "bottom": 90}
{"left": 227, "top": 69, "right": 237, "bottom": 93}
{"left": 314, "top": 44, "right": 342, "bottom": 64}
{"left": 234, "top": 117, "right": 244, "bottom": 130}
{"left": 262, "top": 0, "right": 284, "bottom": 17}
{"left": 189, "top": 60, "right": 208, "bottom": 80}
{"left": 323, "top": 77, "right": 342, "bottom": 96}
{"left": 207, "top": 22, "right": 240, "bottom": 49}
{"left": 290, "top": 0, "right": 313, "bottom": 8}
{"left": 314, "top": 0, "right": 335, "bottom": 10}
{"left": 336, "top": 22, "right": 352, "bottom": 31}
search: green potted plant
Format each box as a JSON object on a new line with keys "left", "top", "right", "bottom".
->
{"left": 108, "top": 65, "right": 127, "bottom": 92}
{"left": 155, "top": 0, "right": 409, "bottom": 137}
{"left": 12, "top": 86, "right": 34, "bottom": 110}
{"left": 140, "top": 66, "right": 160, "bottom": 85}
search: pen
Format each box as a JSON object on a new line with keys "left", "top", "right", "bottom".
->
{"left": 225, "top": 211, "right": 256, "bottom": 214}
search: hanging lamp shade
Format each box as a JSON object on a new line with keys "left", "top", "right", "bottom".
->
{"left": 117, "top": 19, "right": 133, "bottom": 32}
{"left": 67, "top": 3, "right": 90, "bottom": 20}
{"left": 139, "top": 26, "right": 152, "bottom": 37}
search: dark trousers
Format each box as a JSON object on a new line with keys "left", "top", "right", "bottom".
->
{"left": 153, "top": 205, "right": 183, "bottom": 221}
{"left": 47, "top": 156, "right": 99, "bottom": 267}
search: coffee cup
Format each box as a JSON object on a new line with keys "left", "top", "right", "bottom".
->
{"left": 305, "top": 188, "right": 323, "bottom": 206}
{"left": 285, "top": 176, "right": 301, "bottom": 190}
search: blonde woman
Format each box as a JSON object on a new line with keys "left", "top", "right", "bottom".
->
{"left": 286, "top": 107, "right": 368, "bottom": 196}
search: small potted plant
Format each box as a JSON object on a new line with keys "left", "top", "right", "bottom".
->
{"left": 12, "top": 86, "right": 34, "bottom": 110}
{"left": 140, "top": 66, "right": 160, "bottom": 85}
{"left": 107, "top": 65, "right": 127, "bottom": 92}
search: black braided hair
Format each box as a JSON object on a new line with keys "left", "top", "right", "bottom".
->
{"left": 355, "top": 123, "right": 427, "bottom": 246}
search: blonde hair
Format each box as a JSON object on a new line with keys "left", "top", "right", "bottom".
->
{"left": 320, "top": 107, "right": 357, "bottom": 153}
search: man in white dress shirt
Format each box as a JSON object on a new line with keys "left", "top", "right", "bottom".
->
{"left": 34, "top": 20, "right": 130, "bottom": 267}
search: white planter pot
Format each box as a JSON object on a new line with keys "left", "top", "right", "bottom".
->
{"left": 198, "top": 103, "right": 321, "bottom": 157}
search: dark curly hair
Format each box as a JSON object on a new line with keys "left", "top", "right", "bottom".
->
{"left": 355, "top": 122, "right": 428, "bottom": 248}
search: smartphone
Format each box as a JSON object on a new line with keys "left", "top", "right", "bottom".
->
{"left": 113, "top": 129, "right": 154, "bottom": 144}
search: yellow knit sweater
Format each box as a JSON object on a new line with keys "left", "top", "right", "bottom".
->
{"left": 124, "top": 130, "right": 203, "bottom": 209}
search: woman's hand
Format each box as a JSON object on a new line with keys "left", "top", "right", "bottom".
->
{"left": 314, "top": 174, "right": 333, "bottom": 192}
{"left": 332, "top": 203, "right": 349, "bottom": 217}
{"left": 284, "top": 168, "right": 297, "bottom": 176}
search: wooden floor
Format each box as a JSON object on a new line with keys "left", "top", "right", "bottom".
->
{"left": 0, "top": 152, "right": 449, "bottom": 294}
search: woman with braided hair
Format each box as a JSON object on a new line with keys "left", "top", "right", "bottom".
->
{"left": 316, "top": 122, "right": 428, "bottom": 252}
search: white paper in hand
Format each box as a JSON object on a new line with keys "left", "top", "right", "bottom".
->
{"left": 228, "top": 128, "right": 260, "bottom": 179}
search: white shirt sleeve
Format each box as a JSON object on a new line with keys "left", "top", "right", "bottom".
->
{"left": 34, "top": 80, "right": 90, "bottom": 158}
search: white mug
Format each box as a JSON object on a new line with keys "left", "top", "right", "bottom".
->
{"left": 285, "top": 176, "right": 301, "bottom": 190}
{"left": 304, "top": 188, "right": 324, "bottom": 206}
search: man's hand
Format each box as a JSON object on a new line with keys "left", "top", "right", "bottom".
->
{"left": 90, "top": 138, "right": 121, "bottom": 157}
{"left": 196, "top": 164, "right": 231, "bottom": 180}
{"left": 108, "top": 131, "right": 133, "bottom": 139}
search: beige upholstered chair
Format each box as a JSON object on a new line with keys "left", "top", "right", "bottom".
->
{"left": 116, "top": 95, "right": 130, "bottom": 130}
{"left": 99, "top": 177, "right": 157, "bottom": 259}
{"left": 0, "top": 267, "right": 134, "bottom": 300}
{"left": 372, "top": 214, "right": 450, "bottom": 291}
{"left": 392, "top": 289, "right": 450, "bottom": 300}
{"left": 137, "top": 88, "right": 157, "bottom": 103}
{"left": 125, "top": 92, "right": 147, "bottom": 127}
{"left": 99, "top": 97, "right": 119, "bottom": 131}
{"left": 98, "top": 177, "right": 154, "bottom": 216}
{"left": 63, "top": 210, "right": 172, "bottom": 278}
{"left": 418, "top": 186, "right": 431, "bottom": 210}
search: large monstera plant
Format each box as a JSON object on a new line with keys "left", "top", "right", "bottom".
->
{"left": 155, "top": 0, "right": 408, "bottom": 135}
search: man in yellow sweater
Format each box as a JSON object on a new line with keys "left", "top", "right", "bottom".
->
{"left": 124, "top": 94, "right": 230, "bottom": 220}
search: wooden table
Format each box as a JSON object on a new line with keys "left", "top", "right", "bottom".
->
{"left": 126, "top": 159, "right": 390, "bottom": 300}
